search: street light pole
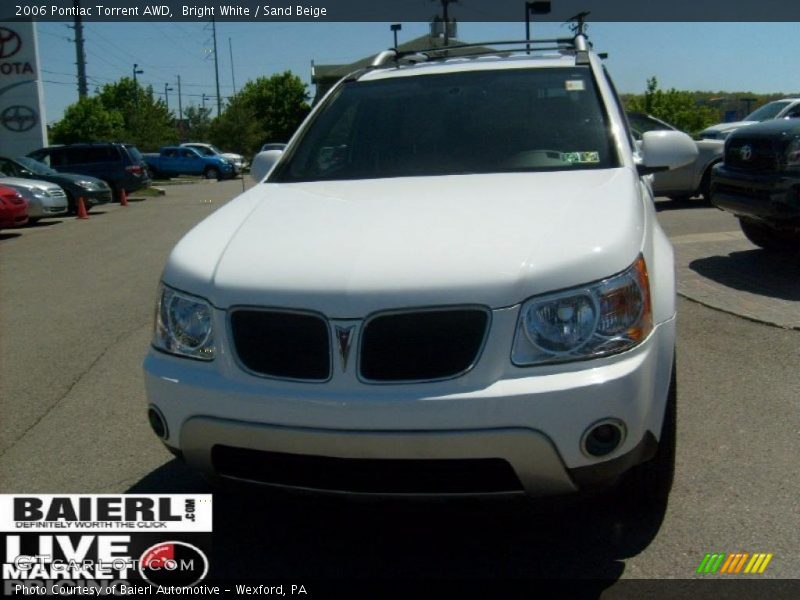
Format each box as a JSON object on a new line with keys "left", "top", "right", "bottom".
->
{"left": 525, "top": 1, "right": 552, "bottom": 54}
{"left": 164, "top": 83, "right": 174, "bottom": 112}
{"left": 132, "top": 63, "right": 143, "bottom": 85}
{"left": 390, "top": 23, "right": 401, "bottom": 48}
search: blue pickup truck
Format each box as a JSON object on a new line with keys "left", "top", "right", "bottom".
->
{"left": 143, "top": 146, "right": 236, "bottom": 180}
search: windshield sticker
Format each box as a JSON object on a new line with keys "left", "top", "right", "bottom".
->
{"left": 563, "top": 151, "right": 600, "bottom": 164}
{"left": 565, "top": 80, "right": 585, "bottom": 92}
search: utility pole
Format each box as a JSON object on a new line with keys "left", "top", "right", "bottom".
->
{"left": 164, "top": 83, "right": 174, "bottom": 112}
{"left": 176, "top": 75, "right": 183, "bottom": 120}
{"left": 72, "top": 0, "right": 88, "bottom": 98}
{"left": 228, "top": 37, "right": 237, "bottom": 95}
{"left": 202, "top": 93, "right": 208, "bottom": 111}
{"left": 211, "top": 17, "right": 222, "bottom": 116}
{"left": 442, "top": 0, "right": 455, "bottom": 46}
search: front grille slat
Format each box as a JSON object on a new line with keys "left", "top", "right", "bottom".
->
{"left": 230, "top": 310, "right": 330, "bottom": 381}
{"left": 360, "top": 308, "right": 489, "bottom": 382}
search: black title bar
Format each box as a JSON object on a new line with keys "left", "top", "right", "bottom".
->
{"left": 2, "top": 0, "right": 800, "bottom": 22}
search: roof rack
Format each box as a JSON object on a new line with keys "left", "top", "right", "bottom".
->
{"left": 370, "top": 35, "right": 591, "bottom": 68}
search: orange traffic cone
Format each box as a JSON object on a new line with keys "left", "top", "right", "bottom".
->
{"left": 76, "top": 196, "right": 89, "bottom": 220}
{"left": 120, "top": 188, "right": 129, "bottom": 207}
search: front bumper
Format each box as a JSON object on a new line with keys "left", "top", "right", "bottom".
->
{"left": 143, "top": 311, "right": 676, "bottom": 496}
{"left": 711, "top": 166, "right": 800, "bottom": 224}
{"left": 82, "top": 189, "right": 113, "bottom": 206}
{"left": 26, "top": 196, "right": 69, "bottom": 218}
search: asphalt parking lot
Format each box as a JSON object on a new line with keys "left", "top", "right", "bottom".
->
{"left": 1, "top": 182, "right": 798, "bottom": 586}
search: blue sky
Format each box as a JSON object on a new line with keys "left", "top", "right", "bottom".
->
{"left": 35, "top": 21, "right": 800, "bottom": 124}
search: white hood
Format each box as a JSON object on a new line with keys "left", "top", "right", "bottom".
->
{"left": 700, "top": 120, "right": 758, "bottom": 138}
{"left": 164, "top": 169, "right": 645, "bottom": 317}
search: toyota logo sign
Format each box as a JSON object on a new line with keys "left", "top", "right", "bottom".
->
{"left": 1, "top": 105, "right": 38, "bottom": 133}
{"left": 739, "top": 145, "right": 753, "bottom": 162}
{"left": 0, "top": 27, "right": 22, "bottom": 60}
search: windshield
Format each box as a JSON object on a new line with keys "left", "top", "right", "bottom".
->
{"left": 126, "top": 145, "right": 144, "bottom": 162}
{"left": 745, "top": 101, "right": 791, "bottom": 122}
{"left": 189, "top": 145, "right": 215, "bottom": 156}
{"left": 16, "top": 157, "right": 57, "bottom": 175}
{"left": 271, "top": 66, "right": 618, "bottom": 183}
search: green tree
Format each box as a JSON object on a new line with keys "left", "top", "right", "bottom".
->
{"left": 182, "top": 104, "right": 213, "bottom": 142}
{"left": 96, "top": 77, "right": 177, "bottom": 150}
{"left": 50, "top": 96, "right": 125, "bottom": 144}
{"left": 219, "top": 71, "right": 310, "bottom": 155}
{"left": 625, "top": 77, "right": 718, "bottom": 136}
{"left": 208, "top": 96, "right": 261, "bottom": 156}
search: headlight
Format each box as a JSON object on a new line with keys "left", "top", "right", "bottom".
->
{"left": 76, "top": 180, "right": 97, "bottom": 189}
{"left": 153, "top": 284, "right": 215, "bottom": 360}
{"left": 512, "top": 255, "right": 652, "bottom": 366}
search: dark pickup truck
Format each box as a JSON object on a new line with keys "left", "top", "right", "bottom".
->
{"left": 710, "top": 120, "right": 800, "bottom": 251}
{"left": 143, "top": 146, "right": 236, "bottom": 180}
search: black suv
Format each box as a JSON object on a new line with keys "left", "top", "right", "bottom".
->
{"left": 28, "top": 143, "right": 151, "bottom": 201}
{"left": 711, "top": 120, "right": 800, "bottom": 251}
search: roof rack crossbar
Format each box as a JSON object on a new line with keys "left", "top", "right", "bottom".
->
{"left": 369, "top": 36, "right": 591, "bottom": 68}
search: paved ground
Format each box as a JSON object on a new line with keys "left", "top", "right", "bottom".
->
{"left": 1, "top": 185, "right": 798, "bottom": 586}
{"left": 654, "top": 198, "right": 800, "bottom": 330}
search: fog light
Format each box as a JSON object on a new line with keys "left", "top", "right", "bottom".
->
{"left": 582, "top": 419, "right": 625, "bottom": 457}
{"left": 148, "top": 406, "right": 168, "bottom": 440}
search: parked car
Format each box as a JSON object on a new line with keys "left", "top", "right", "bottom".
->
{"left": 699, "top": 98, "right": 800, "bottom": 140}
{"left": 180, "top": 143, "right": 247, "bottom": 172}
{"left": 710, "top": 119, "right": 800, "bottom": 251}
{"left": 0, "top": 156, "right": 112, "bottom": 213}
{"left": 627, "top": 112, "right": 724, "bottom": 201}
{"left": 144, "top": 146, "right": 236, "bottom": 181}
{"left": 145, "top": 35, "right": 697, "bottom": 505}
{"left": 0, "top": 174, "right": 68, "bottom": 221}
{"left": 27, "top": 142, "right": 150, "bottom": 202}
{"left": 0, "top": 185, "right": 29, "bottom": 229}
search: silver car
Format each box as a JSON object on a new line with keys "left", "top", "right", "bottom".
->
{"left": 698, "top": 98, "right": 800, "bottom": 140}
{"left": 0, "top": 176, "right": 69, "bottom": 221}
{"left": 628, "top": 112, "right": 724, "bottom": 201}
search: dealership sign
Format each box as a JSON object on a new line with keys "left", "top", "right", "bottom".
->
{"left": 0, "top": 22, "right": 48, "bottom": 156}
{"left": 0, "top": 495, "right": 214, "bottom": 594}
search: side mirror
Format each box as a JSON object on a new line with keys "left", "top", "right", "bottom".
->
{"left": 637, "top": 130, "right": 698, "bottom": 176}
{"left": 251, "top": 149, "right": 284, "bottom": 182}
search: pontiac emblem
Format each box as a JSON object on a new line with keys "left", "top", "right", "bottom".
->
{"left": 740, "top": 144, "right": 753, "bottom": 161}
{"left": 334, "top": 325, "right": 355, "bottom": 372}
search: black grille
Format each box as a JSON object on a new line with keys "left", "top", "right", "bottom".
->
{"left": 230, "top": 310, "right": 330, "bottom": 380}
{"left": 360, "top": 309, "right": 489, "bottom": 382}
{"left": 725, "top": 139, "right": 780, "bottom": 172}
{"left": 212, "top": 446, "right": 523, "bottom": 493}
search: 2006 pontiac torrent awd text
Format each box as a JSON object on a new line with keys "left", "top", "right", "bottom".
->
{"left": 143, "top": 35, "right": 698, "bottom": 505}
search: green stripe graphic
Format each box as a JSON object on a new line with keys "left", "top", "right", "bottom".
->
{"left": 697, "top": 553, "right": 726, "bottom": 574}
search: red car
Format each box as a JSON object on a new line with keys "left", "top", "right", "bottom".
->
{"left": 0, "top": 185, "right": 29, "bottom": 229}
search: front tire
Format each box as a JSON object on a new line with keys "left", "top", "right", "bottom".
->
{"left": 204, "top": 167, "right": 220, "bottom": 180}
{"left": 739, "top": 218, "right": 800, "bottom": 252}
{"left": 699, "top": 163, "right": 717, "bottom": 202}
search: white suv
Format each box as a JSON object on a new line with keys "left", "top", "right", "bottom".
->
{"left": 143, "top": 36, "right": 697, "bottom": 502}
